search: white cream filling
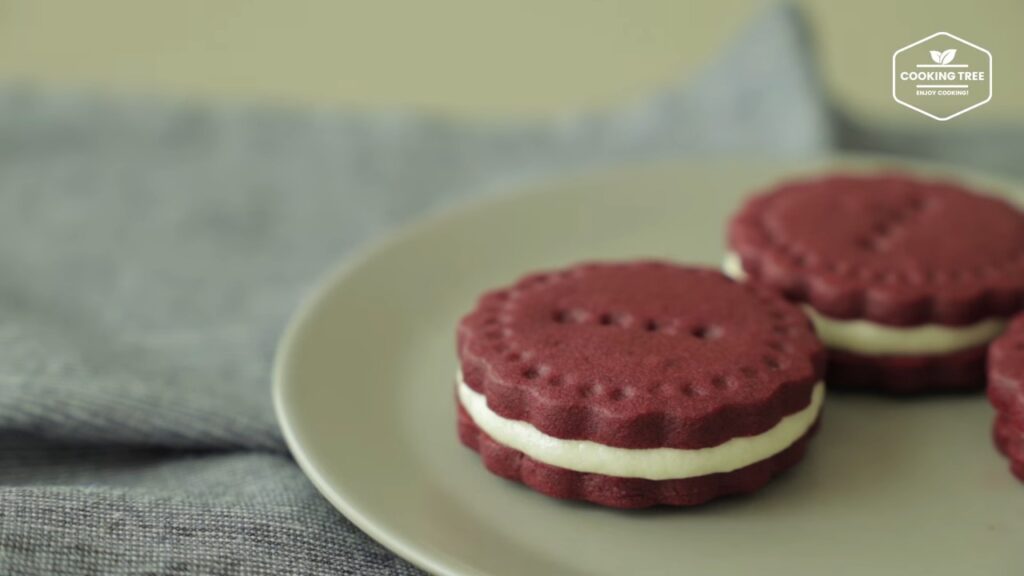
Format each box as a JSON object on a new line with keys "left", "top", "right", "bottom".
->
{"left": 722, "top": 252, "right": 1006, "bottom": 356}
{"left": 458, "top": 374, "right": 824, "bottom": 481}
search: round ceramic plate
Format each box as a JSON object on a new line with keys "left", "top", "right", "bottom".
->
{"left": 274, "top": 156, "right": 1024, "bottom": 576}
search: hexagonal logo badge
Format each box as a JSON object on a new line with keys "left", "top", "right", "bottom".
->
{"left": 892, "top": 32, "right": 992, "bottom": 121}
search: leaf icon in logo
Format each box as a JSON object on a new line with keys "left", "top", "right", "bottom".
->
{"left": 929, "top": 49, "right": 958, "bottom": 65}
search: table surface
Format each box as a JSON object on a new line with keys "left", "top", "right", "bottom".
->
{"left": 0, "top": 0, "right": 1019, "bottom": 123}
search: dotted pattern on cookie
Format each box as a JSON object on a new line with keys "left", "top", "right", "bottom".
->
{"left": 728, "top": 173, "right": 1024, "bottom": 325}
{"left": 457, "top": 262, "right": 824, "bottom": 450}
{"left": 475, "top": 268, "right": 804, "bottom": 403}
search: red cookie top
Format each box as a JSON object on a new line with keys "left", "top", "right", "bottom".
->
{"left": 728, "top": 173, "right": 1024, "bottom": 327}
{"left": 457, "top": 262, "right": 824, "bottom": 450}
{"left": 988, "top": 314, "right": 1024, "bottom": 420}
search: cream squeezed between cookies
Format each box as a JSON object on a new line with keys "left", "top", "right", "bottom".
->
{"left": 722, "top": 253, "right": 1007, "bottom": 356}
{"left": 457, "top": 372, "right": 824, "bottom": 481}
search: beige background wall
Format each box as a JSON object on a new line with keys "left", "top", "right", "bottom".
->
{"left": 0, "top": 1, "right": 1018, "bottom": 123}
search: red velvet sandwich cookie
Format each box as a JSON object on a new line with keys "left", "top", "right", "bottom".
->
{"left": 726, "top": 173, "right": 1024, "bottom": 393}
{"left": 456, "top": 262, "right": 825, "bottom": 508}
{"left": 987, "top": 314, "right": 1024, "bottom": 482}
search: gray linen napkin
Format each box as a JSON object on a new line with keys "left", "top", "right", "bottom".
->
{"left": 0, "top": 5, "right": 1019, "bottom": 575}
